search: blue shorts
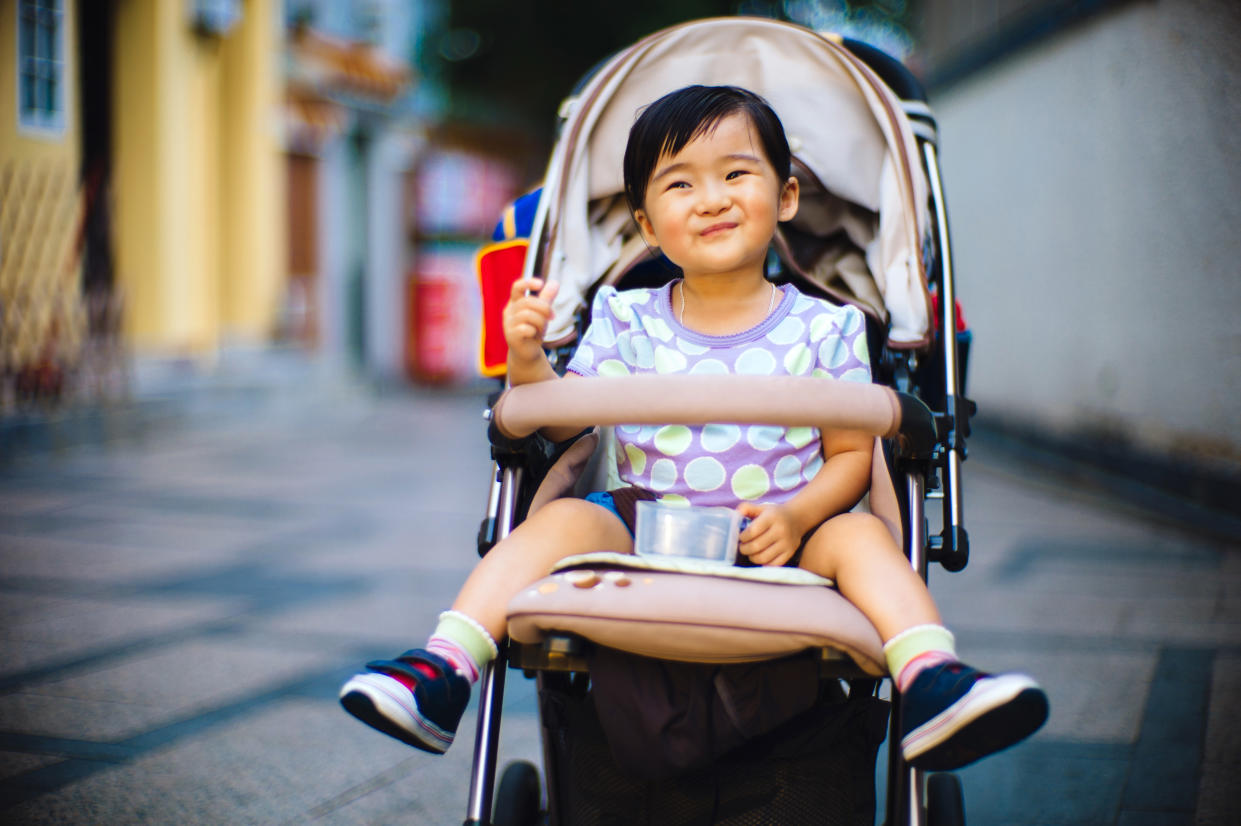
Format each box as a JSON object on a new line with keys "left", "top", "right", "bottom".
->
{"left": 584, "top": 491, "right": 634, "bottom": 537}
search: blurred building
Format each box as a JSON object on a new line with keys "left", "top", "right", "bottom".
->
{"left": 912, "top": 0, "right": 1241, "bottom": 487}
{"left": 1, "top": 0, "right": 284, "bottom": 411}
{"left": 284, "top": 1, "right": 530, "bottom": 384}
{"left": 3, "top": 0, "right": 98, "bottom": 409}
{"left": 283, "top": 0, "right": 433, "bottom": 379}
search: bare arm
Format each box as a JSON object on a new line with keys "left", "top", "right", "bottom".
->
{"left": 738, "top": 428, "right": 872, "bottom": 566}
{"left": 502, "top": 277, "right": 583, "bottom": 443}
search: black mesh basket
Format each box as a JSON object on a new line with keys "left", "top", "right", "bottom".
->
{"left": 539, "top": 678, "right": 890, "bottom": 825}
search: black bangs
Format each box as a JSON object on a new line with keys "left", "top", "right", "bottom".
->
{"left": 623, "top": 86, "right": 791, "bottom": 215}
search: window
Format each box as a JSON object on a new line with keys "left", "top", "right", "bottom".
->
{"left": 17, "top": 0, "right": 65, "bottom": 134}
{"left": 189, "top": 0, "right": 242, "bottom": 37}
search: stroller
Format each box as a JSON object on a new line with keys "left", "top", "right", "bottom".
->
{"left": 470, "top": 17, "right": 974, "bottom": 826}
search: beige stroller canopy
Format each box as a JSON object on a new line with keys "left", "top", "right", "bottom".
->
{"left": 531, "top": 16, "right": 934, "bottom": 349}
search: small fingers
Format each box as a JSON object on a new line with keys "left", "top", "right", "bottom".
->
{"left": 751, "top": 542, "right": 795, "bottom": 567}
{"left": 508, "top": 277, "right": 560, "bottom": 305}
{"left": 509, "top": 277, "right": 545, "bottom": 302}
{"left": 738, "top": 529, "right": 776, "bottom": 558}
{"left": 505, "top": 304, "right": 550, "bottom": 328}
{"left": 540, "top": 280, "right": 560, "bottom": 305}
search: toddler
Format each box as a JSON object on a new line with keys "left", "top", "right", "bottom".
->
{"left": 340, "top": 85, "right": 1048, "bottom": 771}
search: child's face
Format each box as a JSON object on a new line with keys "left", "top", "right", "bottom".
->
{"left": 633, "top": 113, "right": 798, "bottom": 282}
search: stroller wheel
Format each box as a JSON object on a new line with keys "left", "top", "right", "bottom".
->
{"left": 493, "top": 759, "right": 542, "bottom": 826}
{"left": 926, "top": 772, "right": 965, "bottom": 826}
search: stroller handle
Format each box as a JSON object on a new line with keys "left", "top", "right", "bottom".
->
{"left": 491, "top": 375, "right": 937, "bottom": 455}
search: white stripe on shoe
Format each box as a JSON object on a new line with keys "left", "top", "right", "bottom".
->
{"left": 901, "top": 672, "right": 1040, "bottom": 761}
{"left": 339, "top": 672, "right": 454, "bottom": 752}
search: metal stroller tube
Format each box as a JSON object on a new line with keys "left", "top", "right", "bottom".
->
{"left": 466, "top": 464, "right": 523, "bottom": 825}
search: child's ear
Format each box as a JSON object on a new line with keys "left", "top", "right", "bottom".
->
{"left": 633, "top": 209, "right": 659, "bottom": 248}
{"left": 778, "top": 177, "right": 800, "bottom": 222}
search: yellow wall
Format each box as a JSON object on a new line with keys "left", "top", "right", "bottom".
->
{"left": 112, "top": 0, "right": 283, "bottom": 356}
{"left": 0, "top": 0, "right": 80, "bottom": 169}
{"left": 219, "top": 1, "right": 284, "bottom": 340}
{"left": 0, "top": 1, "right": 84, "bottom": 377}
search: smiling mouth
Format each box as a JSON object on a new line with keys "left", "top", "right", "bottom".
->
{"left": 700, "top": 222, "right": 737, "bottom": 236}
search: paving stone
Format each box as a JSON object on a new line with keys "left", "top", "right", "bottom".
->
{"left": 961, "top": 647, "right": 1157, "bottom": 744}
{"left": 1197, "top": 654, "right": 1241, "bottom": 826}
{"left": 0, "top": 596, "right": 245, "bottom": 682}
{"left": 251, "top": 579, "right": 469, "bottom": 649}
{"left": 4, "top": 692, "right": 541, "bottom": 825}
{"left": 0, "top": 386, "right": 1237, "bottom": 824}
{"left": 0, "top": 751, "right": 62, "bottom": 781}
{"left": 0, "top": 533, "right": 261, "bottom": 585}
{"left": 0, "top": 635, "right": 344, "bottom": 741}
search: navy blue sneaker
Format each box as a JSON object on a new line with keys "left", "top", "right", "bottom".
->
{"left": 900, "top": 662, "right": 1048, "bottom": 770}
{"left": 339, "top": 648, "right": 471, "bottom": 754}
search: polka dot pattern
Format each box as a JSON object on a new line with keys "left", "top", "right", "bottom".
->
{"left": 564, "top": 283, "right": 872, "bottom": 508}
{"left": 650, "top": 458, "right": 678, "bottom": 491}
{"left": 701, "top": 424, "right": 741, "bottom": 453}
{"left": 734, "top": 347, "right": 777, "bottom": 375}
{"left": 731, "top": 464, "right": 772, "bottom": 500}
{"left": 624, "top": 443, "right": 647, "bottom": 475}
{"left": 685, "top": 456, "right": 727, "bottom": 492}
{"left": 747, "top": 425, "right": 782, "bottom": 451}
{"left": 654, "top": 346, "right": 688, "bottom": 374}
{"left": 654, "top": 425, "right": 693, "bottom": 456}
{"left": 775, "top": 454, "right": 804, "bottom": 490}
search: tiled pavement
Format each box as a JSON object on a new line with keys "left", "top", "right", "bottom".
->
{"left": 0, "top": 384, "right": 1238, "bottom": 824}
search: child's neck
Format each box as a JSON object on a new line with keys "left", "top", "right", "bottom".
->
{"left": 676, "top": 273, "right": 777, "bottom": 336}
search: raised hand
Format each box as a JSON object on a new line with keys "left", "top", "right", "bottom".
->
{"left": 502, "top": 277, "right": 560, "bottom": 381}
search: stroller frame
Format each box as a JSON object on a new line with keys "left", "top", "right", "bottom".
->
{"left": 462, "top": 20, "right": 973, "bottom": 826}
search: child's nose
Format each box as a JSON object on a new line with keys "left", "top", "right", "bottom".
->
{"left": 696, "top": 183, "right": 731, "bottom": 214}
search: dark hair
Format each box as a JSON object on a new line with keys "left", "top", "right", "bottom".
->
{"left": 622, "top": 85, "right": 791, "bottom": 215}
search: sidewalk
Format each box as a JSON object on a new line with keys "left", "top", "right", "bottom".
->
{"left": 0, "top": 367, "right": 1237, "bottom": 824}
{"left": 1, "top": 346, "right": 365, "bottom": 466}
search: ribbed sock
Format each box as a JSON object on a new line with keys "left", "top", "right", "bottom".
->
{"left": 882, "top": 624, "right": 958, "bottom": 693}
{"left": 425, "top": 610, "right": 498, "bottom": 685}
{"left": 382, "top": 611, "right": 498, "bottom": 692}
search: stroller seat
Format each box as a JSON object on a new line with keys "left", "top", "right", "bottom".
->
{"left": 507, "top": 554, "right": 885, "bottom": 675}
{"left": 491, "top": 372, "right": 922, "bottom": 680}
{"left": 475, "top": 372, "right": 944, "bottom": 824}
{"left": 464, "top": 17, "right": 975, "bottom": 824}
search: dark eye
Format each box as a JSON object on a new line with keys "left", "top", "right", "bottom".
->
{"left": 666, "top": 180, "right": 689, "bottom": 191}
{"left": 726, "top": 169, "right": 750, "bottom": 180}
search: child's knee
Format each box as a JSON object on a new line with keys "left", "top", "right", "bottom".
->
{"left": 527, "top": 496, "right": 631, "bottom": 545}
{"left": 823, "top": 511, "right": 899, "bottom": 548}
{"left": 535, "top": 496, "right": 611, "bottom": 525}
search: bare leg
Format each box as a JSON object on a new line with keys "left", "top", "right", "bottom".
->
{"left": 452, "top": 497, "right": 633, "bottom": 641}
{"left": 798, "top": 512, "right": 941, "bottom": 642}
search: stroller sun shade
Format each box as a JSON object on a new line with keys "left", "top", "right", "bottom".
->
{"left": 528, "top": 17, "right": 934, "bottom": 352}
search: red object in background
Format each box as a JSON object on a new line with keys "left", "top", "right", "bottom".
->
{"left": 407, "top": 274, "right": 461, "bottom": 383}
{"left": 930, "top": 292, "right": 968, "bottom": 333}
{"left": 476, "top": 240, "right": 529, "bottom": 377}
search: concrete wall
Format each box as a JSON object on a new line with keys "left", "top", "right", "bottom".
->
{"left": 316, "top": 139, "right": 349, "bottom": 371}
{"left": 364, "top": 128, "right": 415, "bottom": 380}
{"left": 932, "top": 0, "right": 1241, "bottom": 470}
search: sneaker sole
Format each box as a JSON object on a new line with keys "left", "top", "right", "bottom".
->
{"left": 339, "top": 673, "right": 454, "bottom": 755}
{"left": 902, "top": 674, "right": 1048, "bottom": 771}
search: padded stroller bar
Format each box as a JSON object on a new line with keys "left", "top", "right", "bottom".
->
{"left": 492, "top": 375, "right": 936, "bottom": 455}
{"left": 509, "top": 566, "right": 887, "bottom": 675}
